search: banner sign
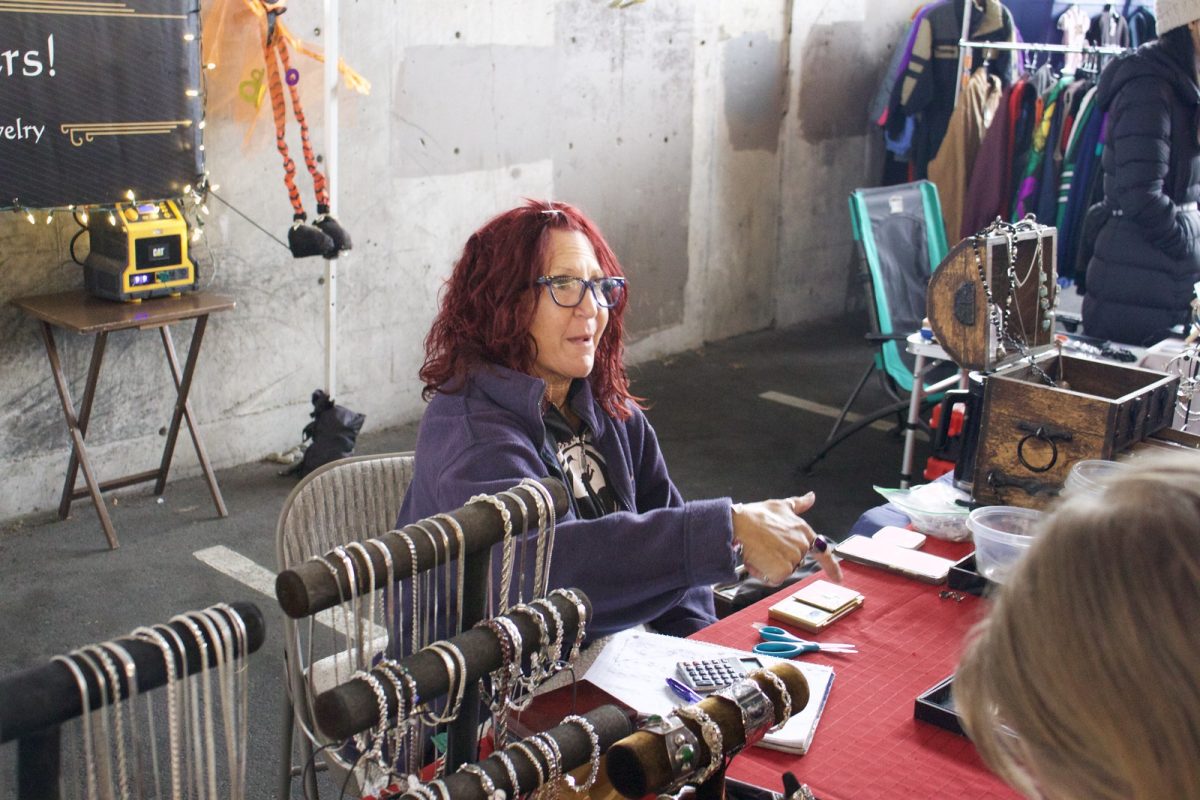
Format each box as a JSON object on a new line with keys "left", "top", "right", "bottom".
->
{"left": 0, "top": 0, "right": 203, "bottom": 210}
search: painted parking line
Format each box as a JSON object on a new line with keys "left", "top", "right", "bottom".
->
{"left": 193, "top": 544, "right": 387, "bottom": 640}
{"left": 759, "top": 390, "right": 899, "bottom": 433}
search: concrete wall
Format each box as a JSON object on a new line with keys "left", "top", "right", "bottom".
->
{"left": 0, "top": 0, "right": 912, "bottom": 521}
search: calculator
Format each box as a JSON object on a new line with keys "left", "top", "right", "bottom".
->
{"left": 676, "top": 656, "right": 764, "bottom": 693}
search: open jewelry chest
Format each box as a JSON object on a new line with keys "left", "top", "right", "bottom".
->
{"left": 927, "top": 221, "right": 1180, "bottom": 510}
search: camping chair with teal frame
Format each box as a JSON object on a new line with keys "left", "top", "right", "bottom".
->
{"left": 801, "top": 180, "right": 951, "bottom": 477}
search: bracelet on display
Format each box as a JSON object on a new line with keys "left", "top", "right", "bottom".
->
{"left": 527, "top": 734, "right": 563, "bottom": 800}
{"left": 562, "top": 714, "right": 601, "bottom": 791}
{"left": 530, "top": 598, "right": 565, "bottom": 670}
{"left": 494, "top": 750, "right": 523, "bottom": 799}
{"left": 548, "top": 588, "right": 587, "bottom": 664}
{"left": 459, "top": 764, "right": 502, "bottom": 800}
{"left": 750, "top": 668, "right": 792, "bottom": 731}
{"left": 712, "top": 679, "right": 775, "bottom": 750}
{"left": 640, "top": 713, "right": 700, "bottom": 787}
{"left": 510, "top": 741, "right": 547, "bottom": 791}
{"left": 671, "top": 704, "right": 724, "bottom": 783}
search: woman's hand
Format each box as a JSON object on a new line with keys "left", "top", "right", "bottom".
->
{"left": 731, "top": 492, "right": 842, "bottom": 586}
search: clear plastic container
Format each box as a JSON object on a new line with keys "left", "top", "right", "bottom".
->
{"left": 874, "top": 482, "right": 972, "bottom": 541}
{"left": 968, "top": 506, "right": 1045, "bottom": 584}
{"left": 1062, "top": 459, "right": 1129, "bottom": 499}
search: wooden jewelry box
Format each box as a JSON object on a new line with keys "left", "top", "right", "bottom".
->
{"left": 927, "top": 221, "right": 1179, "bottom": 509}
{"left": 970, "top": 354, "right": 1176, "bottom": 507}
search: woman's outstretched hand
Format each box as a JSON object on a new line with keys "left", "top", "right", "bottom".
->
{"left": 731, "top": 492, "right": 843, "bottom": 586}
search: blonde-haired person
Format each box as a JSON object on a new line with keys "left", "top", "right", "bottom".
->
{"left": 955, "top": 452, "right": 1200, "bottom": 800}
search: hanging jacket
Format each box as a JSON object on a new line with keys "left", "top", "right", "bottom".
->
{"left": 899, "top": 0, "right": 1015, "bottom": 178}
{"left": 1082, "top": 34, "right": 1200, "bottom": 345}
{"left": 961, "top": 82, "right": 1015, "bottom": 239}
{"left": 1129, "top": 6, "right": 1157, "bottom": 48}
{"left": 929, "top": 67, "right": 1003, "bottom": 242}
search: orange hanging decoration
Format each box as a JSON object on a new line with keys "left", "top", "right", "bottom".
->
{"left": 257, "top": 1, "right": 350, "bottom": 258}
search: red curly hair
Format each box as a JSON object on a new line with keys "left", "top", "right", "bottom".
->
{"left": 420, "top": 199, "right": 643, "bottom": 420}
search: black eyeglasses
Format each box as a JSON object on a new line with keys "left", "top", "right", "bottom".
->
{"left": 535, "top": 275, "right": 627, "bottom": 308}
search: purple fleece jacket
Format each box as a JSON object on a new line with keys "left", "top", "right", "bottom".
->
{"left": 396, "top": 363, "right": 738, "bottom": 638}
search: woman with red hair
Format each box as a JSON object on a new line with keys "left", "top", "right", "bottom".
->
{"left": 397, "top": 200, "right": 838, "bottom": 638}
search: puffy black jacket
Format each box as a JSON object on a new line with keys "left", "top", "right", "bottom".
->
{"left": 1082, "top": 34, "right": 1200, "bottom": 346}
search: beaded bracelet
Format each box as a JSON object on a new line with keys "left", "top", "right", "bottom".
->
{"left": 750, "top": 668, "right": 792, "bottom": 731}
{"left": 672, "top": 704, "right": 724, "bottom": 783}
{"left": 562, "top": 714, "right": 601, "bottom": 791}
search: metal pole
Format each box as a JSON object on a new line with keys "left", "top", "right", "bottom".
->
{"left": 323, "top": 0, "right": 339, "bottom": 398}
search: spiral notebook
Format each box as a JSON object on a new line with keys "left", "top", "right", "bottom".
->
{"left": 583, "top": 629, "right": 835, "bottom": 755}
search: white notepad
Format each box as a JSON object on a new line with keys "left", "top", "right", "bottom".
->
{"left": 583, "top": 629, "right": 835, "bottom": 755}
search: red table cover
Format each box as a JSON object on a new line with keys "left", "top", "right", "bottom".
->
{"left": 691, "top": 539, "right": 1020, "bottom": 800}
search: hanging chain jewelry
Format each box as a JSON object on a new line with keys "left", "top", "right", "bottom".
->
{"left": 435, "top": 514, "right": 468, "bottom": 636}
{"left": 470, "top": 493, "right": 515, "bottom": 612}
{"left": 972, "top": 218, "right": 1057, "bottom": 387}
{"left": 499, "top": 490, "right": 531, "bottom": 603}
{"left": 53, "top": 655, "right": 98, "bottom": 799}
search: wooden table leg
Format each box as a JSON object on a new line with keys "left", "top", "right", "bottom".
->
{"left": 40, "top": 322, "right": 118, "bottom": 549}
{"left": 58, "top": 331, "right": 107, "bottom": 520}
{"left": 155, "top": 316, "right": 228, "bottom": 516}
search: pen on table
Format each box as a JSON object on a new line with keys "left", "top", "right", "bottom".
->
{"left": 666, "top": 677, "right": 704, "bottom": 705}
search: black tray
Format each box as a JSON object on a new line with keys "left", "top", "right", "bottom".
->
{"left": 948, "top": 553, "right": 994, "bottom": 597}
{"left": 913, "top": 674, "right": 965, "bottom": 736}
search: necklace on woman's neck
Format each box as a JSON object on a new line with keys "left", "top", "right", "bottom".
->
{"left": 543, "top": 377, "right": 571, "bottom": 412}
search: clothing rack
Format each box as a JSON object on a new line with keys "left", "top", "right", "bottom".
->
{"left": 0, "top": 601, "right": 266, "bottom": 799}
{"left": 959, "top": 38, "right": 1129, "bottom": 54}
{"left": 952, "top": 0, "right": 1134, "bottom": 105}
{"left": 397, "top": 705, "right": 633, "bottom": 800}
{"left": 276, "top": 476, "right": 569, "bottom": 772}
{"left": 312, "top": 590, "right": 590, "bottom": 741}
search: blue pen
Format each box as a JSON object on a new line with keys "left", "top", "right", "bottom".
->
{"left": 666, "top": 677, "right": 704, "bottom": 705}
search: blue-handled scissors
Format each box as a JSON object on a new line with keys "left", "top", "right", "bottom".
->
{"left": 753, "top": 624, "right": 857, "bottom": 656}
{"left": 753, "top": 640, "right": 824, "bottom": 657}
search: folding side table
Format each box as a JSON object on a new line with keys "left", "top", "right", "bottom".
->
{"left": 12, "top": 289, "right": 236, "bottom": 549}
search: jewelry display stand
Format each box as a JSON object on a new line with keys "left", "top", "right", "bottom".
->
{"left": 396, "top": 706, "right": 633, "bottom": 800}
{"left": 0, "top": 602, "right": 265, "bottom": 799}
{"left": 275, "top": 477, "right": 573, "bottom": 775}
{"left": 312, "top": 591, "right": 590, "bottom": 741}
{"left": 606, "top": 663, "right": 810, "bottom": 800}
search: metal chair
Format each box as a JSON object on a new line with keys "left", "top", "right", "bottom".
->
{"left": 802, "top": 181, "right": 954, "bottom": 476}
{"left": 276, "top": 451, "right": 415, "bottom": 799}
